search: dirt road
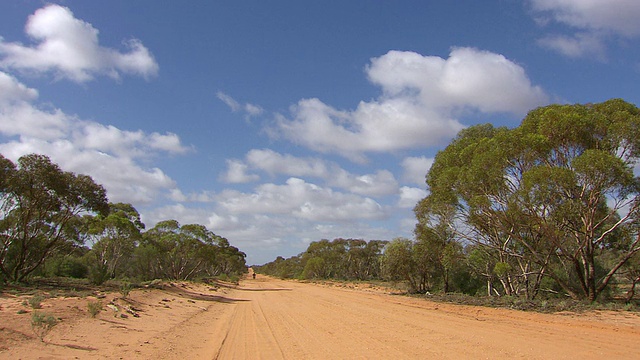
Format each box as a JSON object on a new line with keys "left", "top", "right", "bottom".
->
{"left": 2, "top": 276, "right": 639, "bottom": 359}
{"left": 211, "top": 277, "right": 640, "bottom": 359}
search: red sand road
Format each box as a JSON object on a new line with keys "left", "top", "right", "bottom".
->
{"left": 1, "top": 276, "right": 639, "bottom": 359}
{"left": 212, "top": 277, "right": 640, "bottom": 359}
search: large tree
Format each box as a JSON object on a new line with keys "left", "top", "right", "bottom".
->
{"left": 85, "top": 203, "right": 144, "bottom": 283}
{"left": 0, "top": 154, "right": 108, "bottom": 282}
{"left": 419, "top": 99, "right": 640, "bottom": 301}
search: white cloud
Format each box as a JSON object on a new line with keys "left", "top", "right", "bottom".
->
{"left": 330, "top": 169, "right": 398, "bottom": 197}
{"left": 0, "top": 71, "right": 38, "bottom": 104}
{"left": 73, "top": 123, "right": 190, "bottom": 159}
{"left": 227, "top": 148, "right": 399, "bottom": 197}
{"left": 0, "top": 75, "right": 188, "bottom": 204}
{"left": 220, "top": 159, "right": 260, "bottom": 183}
{"left": 532, "top": 0, "right": 640, "bottom": 37}
{"left": 245, "top": 148, "right": 329, "bottom": 178}
{"left": 217, "top": 91, "right": 264, "bottom": 118}
{"left": 401, "top": 156, "right": 434, "bottom": 185}
{"left": 0, "top": 4, "right": 158, "bottom": 82}
{"left": 537, "top": 32, "right": 606, "bottom": 59}
{"left": 0, "top": 137, "right": 175, "bottom": 204}
{"left": 367, "top": 48, "right": 547, "bottom": 113}
{"left": 531, "top": 0, "right": 640, "bottom": 58}
{"left": 397, "top": 186, "right": 428, "bottom": 209}
{"left": 218, "top": 177, "right": 386, "bottom": 222}
{"left": 216, "top": 91, "right": 241, "bottom": 111}
{"left": 272, "top": 48, "right": 548, "bottom": 161}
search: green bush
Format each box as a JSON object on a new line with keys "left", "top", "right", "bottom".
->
{"left": 119, "top": 282, "right": 132, "bottom": 299}
{"left": 28, "top": 295, "right": 44, "bottom": 309}
{"left": 87, "top": 300, "right": 103, "bottom": 318}
{"left": 31, "top": 311, "right": 58, "bottom": 341}
{"left": 44, "top": 255, "right": 89, "bottom": 279}
{"left": 88, "top": 265, "right": 109, "bottom": 286}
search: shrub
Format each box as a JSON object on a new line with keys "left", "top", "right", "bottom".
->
{"left": 87, "top": 300, "right": 103, "bottom": 318}
{"left": 28, "top": 295, "right": 44, "bottom": 309}
{"left": 119, "top": 282, "right": 132, "bottom": 299}
{"left": 88, "top": 265, "right": 109, "bottom": 285}
{"left": 44, "top": 255, "right": 89, "bottom": 279}
{"left": 31, "top": 311, "right": 57, "bottom": 341}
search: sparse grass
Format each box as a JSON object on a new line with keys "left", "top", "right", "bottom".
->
{"left": 87, "top": 300, "right": 103, "bottom": 318}
{"left": 28, "top": 294, "right": 44, "bottom": 309}
{"left": 412, "top": 292, "right": 640, "bottom": 313}
{"left": 30, "top": 311, "right": 57, "bottom": 342}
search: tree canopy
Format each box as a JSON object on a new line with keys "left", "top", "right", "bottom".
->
{"left": 0, "top": 154, "right": 108, "bottom": 282}
{"left": 416, "top": 99, "right": 640, "bottom": 301}
{"left": 0, "top": 153, "right": 247, "bottom": 284}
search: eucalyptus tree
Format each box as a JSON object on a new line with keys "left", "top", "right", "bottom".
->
{"left": 137, "top": 220, "right": 246, "bottom": 281}
{"left": 141, "top": 220, "right": 211, "bottom": 280}
{"left": 0, "top": 154, "right": 108, "bottom": 282}
{"left": 380, "top": 237, "right": 437, "bottom": 293}
{"left": 419, "top": 99, "right": 640, "bottom": 301}
{"left": 86, "top": 203, "right": 144, "bottom": 283}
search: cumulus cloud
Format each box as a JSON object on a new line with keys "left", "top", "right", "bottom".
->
{"left": 218, "top": 177, "right": 386, "bottom": 222}
{"left": 401, "top": 156, "right": 434, "bottom": 185}
{"left": 223, "top": 148, "right": 399, "bottom": 197}
{"left": 531, "top": 0, "right": 640, "bottom": 58}
{"left": 0, "top": 71, "right": 38, "bottom": 104}
{"left": 220, "top": 159, "right": 260, "bottom": 183}
{"left": 0, "top": 73, "right": 188, "bottom": 204}
{"left": 246, "top": 148, "right": 330, "bottom": 178}
{"left": 397, "top": 186, "right": 428, "bottom": 209}
{"left": 73, "top": 123, "right": 190, "bottom": 159}
{"left": 0, "top": 4, "right": 158, "bottom": 82}
{"left": 272, "top": 48, "right": 548, "bottom": 162}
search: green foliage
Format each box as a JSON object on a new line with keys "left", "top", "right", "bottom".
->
{"left": 0, "top": 153, "right": 108, "bottom": 282}
{"left": 28, "top": 295, "right": 44, "bottom": 309}
{"left": 0, "top": 154, "right": 247, "bottom": 285}
{"left": 87, "top": 300, "right": 103, "bottom": 318}
{"left": 87, "top": 259, "right": 110, "bottom": 285}
{"left": 493, "top": 262, "right": 512, "bottom": 277}
{"left": 31, "top": 311, "right": 58, "bottom": 341}
{"left": 257, "top": 238, "right": 387, "bottom": 281}
{"left": 44, "top": 254, "right": 89, "bottom": 279}
{"left": 119, "top": 282, "right": 132, "bottom": 299}
{"left": 302, "top": 257, "right": 326, "bottom": 279}
{"left": 416, "top": 99, "right": 640, "bottom": 301}
{"left": 84, "top": 203, "right": 143, "bottom": 282}
{"left": 255, "top": 255, "right": 304, "bottom": 279}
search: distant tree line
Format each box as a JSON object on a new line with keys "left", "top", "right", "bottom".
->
{"left": 258, "top": 99, "right": 640, "bottom": 303}
{"left": 255, "top": 238, "right": 388, "bottom": 281}
{"left": 0, "top": 153, "right": 247, "bottom": 285}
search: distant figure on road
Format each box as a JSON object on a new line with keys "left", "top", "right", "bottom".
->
{"left": 252, "top": 273, "right": 256, "bottom": 279}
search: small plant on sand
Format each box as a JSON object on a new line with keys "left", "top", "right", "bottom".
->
{"left": 31, "top": 311, "right": 57, "bottom": 342}
{"left": 87, "top": 300, "right": 103, "bottom": 318}
{"left": 119, "top": 282, "right": 132, "bottom": 299}
{"left": 28, "top": 295, "right": 44, "bottom": 309}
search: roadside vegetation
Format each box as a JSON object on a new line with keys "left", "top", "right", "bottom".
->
{"left": 0, "top": 153, "right": 247, "bottom": 287}
{"left": 256, "top": 99, "right": 640, "bottom": 310}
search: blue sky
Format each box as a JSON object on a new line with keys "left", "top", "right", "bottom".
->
{"left": 1, "top": 1, "right": 640, "bottom": 264}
